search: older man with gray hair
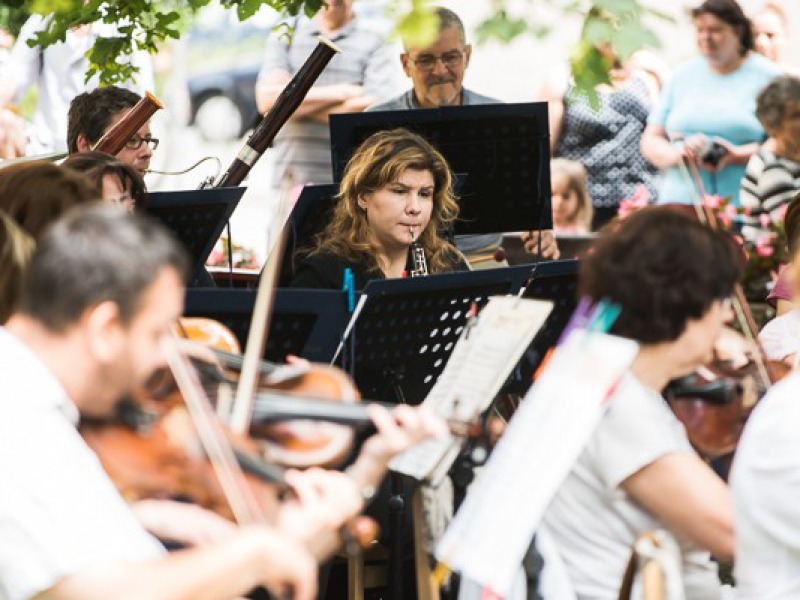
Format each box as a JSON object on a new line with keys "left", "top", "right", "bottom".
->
{"left": 369, "top": 7, "right": 558, "bottom": 263}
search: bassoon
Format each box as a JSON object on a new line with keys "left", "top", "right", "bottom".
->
{"left": 211, "top": 36, "right": 341, "bottom": 189}
{"left": 93, "top": 91, "right": 163, "bottom": 155}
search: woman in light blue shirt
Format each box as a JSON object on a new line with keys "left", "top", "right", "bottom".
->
{"left": 641, "top": 0, "right": 781, "bottom": 205}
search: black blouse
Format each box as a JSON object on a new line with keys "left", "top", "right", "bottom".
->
{"left": 289, "top": 251, "right": 469, "bottom": 290}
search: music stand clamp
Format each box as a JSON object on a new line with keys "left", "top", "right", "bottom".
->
{"left": 182, "top": 288, "right": 349, "bottom": 363}
{"left": 145, "top": 187, "right": 245, "bottom": 282}
{"left": 330, "top": 102, "right": 553, "bottom": 235}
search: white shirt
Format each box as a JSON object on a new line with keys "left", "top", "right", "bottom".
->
{"left": 731, "top": 372, "right": 800, "bottom": 599}
{"left": 540, "top": 375, "right": 721, "bottom": 600}
{"left": 0, "top": 327, "right": 164, "bottom": 600}
{"left": 2, "top": 15, "right": 154, "bottom": 153}
{"left": 758, "top": 310, "right": 800, "bottom": 363}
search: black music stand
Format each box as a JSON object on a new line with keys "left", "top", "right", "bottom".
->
{"left": 183, "top": 288, "right": 349, "bottom": 363}
{"left": 329, "top": 103, "right": 553, "bottom": 235}
{"left": 509, "top": 259, "right": 580, "bottom": 395}
{"left": 341, "top": 265, "right": 535, "bottom": 600}
{"left": 346, "top": 266, "right": 533, "bottom": 405}
{"left": 279, "top": 183, "right": 338, "bottom": 287}
{"left": 146, "top": 187, "right": 245, "bottom": 279}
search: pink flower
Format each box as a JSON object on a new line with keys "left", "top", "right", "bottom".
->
{"left": 629, "top": 184, "right": 650, "bottom": 207}
{"left": 703, "top": 194, "right": 722, "bottom": 210}
{"left": 617, "top": 200, "right": 633, "bottom": 220}
{"left": 760, "top": 213, "right": 772, "bottom": 228}
{"left": 756, "top": 244, "right": 775, "bottom": 258}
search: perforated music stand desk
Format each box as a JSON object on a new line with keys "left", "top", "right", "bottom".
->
{"left": 183, "top": 288, "right": 348, "bottom": 363}
{"left": 330, "top": 103, "right": 553, "bottom": 235}
{"left": 348, "top": 265, "right": 535, "bottom": 405}
{"left": 146, "top": 187, "right": 245, "bottom": 278}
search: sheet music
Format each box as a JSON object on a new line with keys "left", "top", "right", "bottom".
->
{"left": 435, "top": 330, "right": 639, "bottom": 597}
{"left": 390, "top": 296, "right": 553, "bottom": 481}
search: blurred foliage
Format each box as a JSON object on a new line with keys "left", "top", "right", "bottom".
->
{"left": 0, "top": 2, "right": 30, "bottom": 37}
{"left": 24, "top": 0, "right": 669, "bottom": 98}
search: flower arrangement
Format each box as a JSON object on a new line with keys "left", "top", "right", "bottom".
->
{"left": 617, "top": 191, "right": 787, "bottom": 302}
{"left": 206, "top": 237, "right": 262, "bottom": 270}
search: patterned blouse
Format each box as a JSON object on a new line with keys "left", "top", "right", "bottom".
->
{"left": 555, "top": 77, "right": 658, "bottom": 210}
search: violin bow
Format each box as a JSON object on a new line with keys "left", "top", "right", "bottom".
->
{"left": 677, "top": 156, "right": 774, "bottom": 387}
{"left": 230, "top": 174, "right": 295, "bottom": 435}
{"left": 161, "top": 330, "right": 269, "bottom": 525}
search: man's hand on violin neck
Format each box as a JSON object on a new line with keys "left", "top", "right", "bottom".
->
{"left": 362, "top": 403, "right": 449, "bottom": 464}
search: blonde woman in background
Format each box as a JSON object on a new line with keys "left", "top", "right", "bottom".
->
{"left": 550, "top": 159, "right": 594, "bottom": 234}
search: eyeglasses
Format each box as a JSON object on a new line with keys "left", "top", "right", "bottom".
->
{"left": 125, "top": 135, "right": 159, "bottom": 151}
{"left": 407, "top": 50, "right": 465, "bottom": 71}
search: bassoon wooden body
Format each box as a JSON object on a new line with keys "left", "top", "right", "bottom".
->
{"left": 93, "top": 91, "right": 163, "bottom": 155}
{"left": 213, "top": 36, "right": 341, "bottom": 188}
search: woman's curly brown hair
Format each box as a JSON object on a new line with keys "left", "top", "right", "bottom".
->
{"left": 311, "top": 128, "right": 461, "bottom": 275}
{"left": 581, "top": 207, "right": 743, "bottom": 343}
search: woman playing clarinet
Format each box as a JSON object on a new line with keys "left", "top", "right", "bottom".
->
{"left": 290, "top": 128, "right": 468, "bottom": 290}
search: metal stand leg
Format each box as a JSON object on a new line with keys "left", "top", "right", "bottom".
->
{"left": 387, "top": 473, "right": 405, "bottom": 600}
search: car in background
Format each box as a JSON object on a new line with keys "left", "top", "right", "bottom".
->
{"left": 184, "top": 0, "right": 393, "bottom": 142}
{"left": 187, "top": 63, "right": 261, "bottom": 142}
{"left": 185, "top": 9, "right": 270, "bottom": 142}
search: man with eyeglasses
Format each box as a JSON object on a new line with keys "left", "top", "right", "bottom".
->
{"left": 67, "top": 86, "right": 156, "bottom": 178}
{"left": 369, "top": 7, "right": 495, "bottom": 112}
{"left": 368, "top": 7, "right": 559, "bottom": 263}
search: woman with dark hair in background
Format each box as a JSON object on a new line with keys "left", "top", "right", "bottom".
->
{"left": 0, "top": 160, "right": 97, "bottom": 240}
{"left": 642, "top": 0, "right": 781, "bottom": 205}
{"left": 62, "top": 151, "right": 147, "bottom": 211}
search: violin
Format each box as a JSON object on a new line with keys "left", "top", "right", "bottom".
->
{"left": 176, "top": 317, "right": 363, "bottom": 469}
{"left": 665, "top": 160, "right": 792, "bottom": 459}
{"left": 665, "top": 360, "right": 790, "bottom": 459}
{"left": 80, "top": 388, "right": 285, "bottom": 522}
{"left": 81, "top": 344, "right": 379, "bottom": 555}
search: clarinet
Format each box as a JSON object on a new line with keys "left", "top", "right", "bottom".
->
{"left": 408, "top": 227, "right": 429, "bottom": 278}
{"left": 211, "top": 36, "right": 341, "bottom": 189}
{"left": 93, "top": 91, "right": 163, "bottom": 155}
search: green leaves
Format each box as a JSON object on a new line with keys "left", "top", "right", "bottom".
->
{"left": 18, "top": 0, "right": 667, "bottom": 98}
{"left": 393, "top": 0, "right": 439, "bottom": 49}
{"left": 474, "top": 11, "right": 529, "bottom": 45}
{"left": 569, "top": 40, "right": 612, "bottom": 109}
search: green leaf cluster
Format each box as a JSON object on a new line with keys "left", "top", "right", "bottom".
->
{"left": 25, "top": 0, "right": 327, "bottom": 86}
{"left": 24, "top": 0, "right": 669, "bottom": 98}
{"left": 392, "top": 0, "right": 439, "bottom": 50}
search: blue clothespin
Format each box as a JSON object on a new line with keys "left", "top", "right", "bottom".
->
{"left": 343, "top": 267, "right": 355, "bottom": 312}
